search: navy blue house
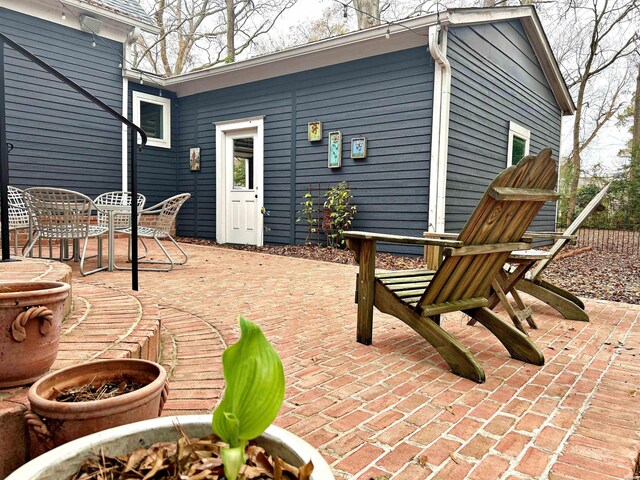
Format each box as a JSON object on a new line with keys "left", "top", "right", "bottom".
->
{"left": 1, "top": 2, "right": 574, "bottom": 254}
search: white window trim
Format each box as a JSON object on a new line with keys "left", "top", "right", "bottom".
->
{"left": 507, "top": 121, "right": 530, "bottom": 166}
{"left": 132, "top": 91, "right": 171, "bottom": 149}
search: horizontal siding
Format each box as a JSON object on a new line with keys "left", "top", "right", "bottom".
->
{"left": 128, "top": 84, "right": 179, "bottom": 209}
{"left": 445, "top": 20, "right": 562, "bottom": 234}
{"left": 176, "top": 47, "right": 434, "bottom": 255}
{"left": 1, "top": 7, "right": 124, "bottom": 197}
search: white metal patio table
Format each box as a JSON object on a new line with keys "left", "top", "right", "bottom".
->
{"left": 96, "top": 204, "right": 131, "bottom": 271}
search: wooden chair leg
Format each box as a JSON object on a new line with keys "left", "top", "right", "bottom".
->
{"left": 356, "top": 239, "right": 376, "bottom": 345}
{"left": 509, "top": 287, "right": 537, "bottom": 329}
{"left": 490, "top": 278, "right": 526, "bottom": 334}
{"left": 535, "top": 278, "right": 586, "bottom": 310}
{"left": 516, "top": 279, "right": 589, "bottom": 322}
{"left": 467, "top": 307, "right": 544, "bottom": 366}
{"left": 375, "top": 284, "right": 485, "bottom": 383}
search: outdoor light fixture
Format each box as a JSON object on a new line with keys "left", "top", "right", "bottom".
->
{"left": 61, "top": 11, "right": 66, "bottom": 21}
{"left": 385, "top": 27, "right": 390, "bottom": 39}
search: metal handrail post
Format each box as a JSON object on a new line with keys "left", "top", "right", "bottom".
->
{"left": 0, "top": 38, "right": 10, "bottom": 261}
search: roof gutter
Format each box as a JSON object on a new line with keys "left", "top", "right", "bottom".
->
{"left": 427, "top": 23, "right": 451, "bottom": 233}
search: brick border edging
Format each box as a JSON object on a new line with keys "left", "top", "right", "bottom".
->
{"left": 0, "top": 279, "right": 161, "bottom": 479}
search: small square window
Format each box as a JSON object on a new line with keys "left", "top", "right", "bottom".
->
{"left": 507, "top": 121, "right": 530, "bottom": 166}
{"left": 133, "top": 91, "right": 171, "bottom": 149}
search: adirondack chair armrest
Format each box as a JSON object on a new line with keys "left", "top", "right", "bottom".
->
{"left": 442, "top": 241, "right": 532, "bottom": 257}
{"left": 344, "top": 231, "right": 464, "bottom": 247}
{"left": 422, "top": 232, "right": 459, "bottom": 239}
{"left": 522, "top": 232, "right": 576, "bottom": 241}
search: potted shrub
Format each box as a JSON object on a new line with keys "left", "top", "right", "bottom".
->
{"left": 0, "top": 281, "right": 70, "bottom": 388}
{"left": 25, "top": 358, "right": 168, "bottom": 457}
{"left": 10, "top": 318, "right": 334, "bottom": 479}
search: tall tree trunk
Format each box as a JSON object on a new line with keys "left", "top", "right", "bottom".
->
{"left": 225, "top": 0, "right": 235, "bottom": 62}
{"left": 633, "top": 63, "right": 640, "bottom": 152}
{"left": 353, "top": 0, "right": 379, "bottom": 30}
{"left": 566, "top": 81, "right": 588, "bottom": 224}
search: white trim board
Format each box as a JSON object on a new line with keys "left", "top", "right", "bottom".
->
{"left": 507, "top": 121, "right": 531, "bottom": 166}
{"left": 132, "top": 90, "right": 172, "bottom": 149}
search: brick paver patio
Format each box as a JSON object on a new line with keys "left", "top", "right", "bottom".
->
{"left": 5, "top": 239, "right": 640, "bottom": 479}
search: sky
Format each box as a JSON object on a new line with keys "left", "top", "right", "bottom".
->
{"left": 274, "top": 0, "right": 633, "bottom": 176}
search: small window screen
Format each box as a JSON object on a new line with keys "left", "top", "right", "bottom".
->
{"left": 511, "top": 136, "right": 527, "bottom": 165}
{"left": 140, "top": 101, "right": 164, "bottom": 139}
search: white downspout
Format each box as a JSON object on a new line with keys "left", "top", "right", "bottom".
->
{"left": 122, "top": 28, "right": 141, "bottom": 191}
{"left": 428, "top": 24, "right": 451, "bottom": 233}
{"left": 121, "top": 75, "right": 128, "bottom": 191}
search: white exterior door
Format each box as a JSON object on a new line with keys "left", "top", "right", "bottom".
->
{"left": 215, "top": 117, "right": 264, "bottom": 246}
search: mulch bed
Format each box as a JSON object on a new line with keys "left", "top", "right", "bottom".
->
{"left": 177, "top": 238, "right": 639, "bottom": 305}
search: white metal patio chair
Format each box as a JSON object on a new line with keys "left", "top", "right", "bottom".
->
{"left": 5, "top": 186, "right": 31, "bottom": 254}
{"left": 115, "top": 193, "right": 191, "bottom": 272}
{"left": 22, "top": 188, "right": 108, "bottom": 275}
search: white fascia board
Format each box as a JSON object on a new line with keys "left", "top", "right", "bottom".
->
{"left": 447, "top": 7, "right": 574, "bottom": 115}
{"left": 124, "top": 6, "right": 573, "bottom": 118}
{"left": 520, "top": 14, "right": 575, "bottom": 115}
{"left": 60, "top": 0, "right": 159, "bottom": 34}
{"left": 162, "top": 16, "right": 437, "bottom": 97}
{"left": 0, "top": 0, "right": 133, "bottom": 42}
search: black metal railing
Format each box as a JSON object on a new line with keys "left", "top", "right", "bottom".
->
{"left": 0, "top": 32, "right": 147, "bottom": 290}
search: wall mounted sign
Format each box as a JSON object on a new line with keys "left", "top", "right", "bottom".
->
{"left": 328, "top": 131, "right": 342, "bottom": 168}
{"left": 351, "top": 137, "right": 367, "bottom": 159}
{"left": 308, "top": 121, "right": 322, "bottom": 142}
{"left": 190, "top": 147, "right": 201, "bottom": 171}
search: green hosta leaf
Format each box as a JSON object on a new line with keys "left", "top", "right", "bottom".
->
{"left": 212, "top": 317, "right": 285, "bottom": 446}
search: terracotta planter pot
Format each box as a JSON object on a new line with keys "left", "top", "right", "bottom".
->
{"left": 8, "top": 415, "right": 335, "bottom": 479}
{"left": 0, "top": 281, "right": 70, "bottom": 388}
{"left": 26, "top": 359, "right": 168, "bottom": 456}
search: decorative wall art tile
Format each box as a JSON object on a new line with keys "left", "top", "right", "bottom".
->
{"left": 328, "top": 131, "right": 342, "bottom": 168}
{"left": 308, "top": 121, "right": 322, "bottom": 142}
{"left": 351, "top": 137, "right": 367, "bottom": 159}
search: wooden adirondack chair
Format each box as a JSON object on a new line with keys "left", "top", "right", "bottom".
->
{"left": 514, "top": 182, "right": 611, "bottom": 322}
{"left": 344, "top": 149, "right": 559, "bottom": 383}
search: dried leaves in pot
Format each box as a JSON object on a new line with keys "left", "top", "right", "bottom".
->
{"left": 66, "top": 430, "right": 314, "bottom": 480}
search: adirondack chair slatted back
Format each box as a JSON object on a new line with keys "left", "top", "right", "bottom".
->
{"left": 528, "top": 182, "right": 610, "bottom": 280}
{"left": 419, "top": 149, "right": 558, "bottom": 308}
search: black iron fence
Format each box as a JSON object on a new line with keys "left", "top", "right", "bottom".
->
{"left": 559, "top": 212, "right": 640, "bottom": 255}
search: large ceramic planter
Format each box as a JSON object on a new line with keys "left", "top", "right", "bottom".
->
{"left": 0, "top": 281, "right": 70, "bottom": 388}
{"left": 26, "top": 358, "right": 168, "bottom": 456}
{"left": 8, "top": 415, "right": 334, "bottom": 479}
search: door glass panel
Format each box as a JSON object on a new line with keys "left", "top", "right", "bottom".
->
{"left": 232, "top": 137, "right": 254, "bottom": 190}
